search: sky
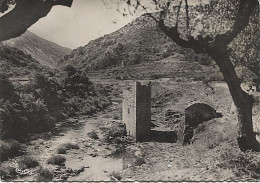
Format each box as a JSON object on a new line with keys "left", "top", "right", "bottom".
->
{"left": 28, "top": 0, "right": 142, "bottom": 49}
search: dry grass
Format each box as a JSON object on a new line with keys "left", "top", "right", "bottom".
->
{"left": 18, "top": 155, "right": 39, "bottom": 169}
{"left": 47, "top": 155, "right": 66, "bottom": 166}
{"left": 36, "top": 168, "right": 54, "bottom": 181}
{"left": 56, "top": 142, "right": 79, "bottom": 154}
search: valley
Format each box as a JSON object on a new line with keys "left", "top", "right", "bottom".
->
{"left": 0, "top": 0, "right": 259, "bottom": 181}
{"left": 1, "top": 79, "right": 260, "bottom": 181}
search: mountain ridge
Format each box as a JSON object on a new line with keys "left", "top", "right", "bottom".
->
{"left": 3, "top": 31, "right": 71, "bottom": 68}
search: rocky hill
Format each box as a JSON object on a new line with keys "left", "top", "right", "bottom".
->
{"left": 58, "top": 13, "right": 212, "bottom": 71}
{"left": 3, "top": 31, "right": 71, "bottom": 68}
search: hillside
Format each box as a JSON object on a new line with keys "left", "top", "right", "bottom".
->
{"left": 58, "top": 13, "right": 212, "bottom": 72}
{"left": 3, "top": 31, "right": 71, "bottom": 68}
{"left": 0, "top": 44, "right": 53, "bottom": 78}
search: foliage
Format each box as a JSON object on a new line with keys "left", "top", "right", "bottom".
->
{"left": 59, "top": 14, "right": 211, "bottom": 71}
{"left": 0, "top": 166, "right": 17, "bottom": 180}
{"left": 36, "top": 168, "right": 54, "bottom": 181}
{"left": 61, "top": 65, "right": 111, "bottom": 116}
{"left": 18, "top": 155, "right": 39, "bottom": 169}
{"left": 0, "top": 44, "right": 52, "bottom": 77}
{"left": 0, "top": 139, "right": 23, "bottom": 162}
{"left": 0, "top": 62, "right": 111, "bottom": 140}
{"left": 47, "top": 155, "right": 66, "bottom": 166}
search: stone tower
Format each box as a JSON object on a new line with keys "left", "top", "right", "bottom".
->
{"left": 122, "top": 81, "right": 151, "bottom": 141}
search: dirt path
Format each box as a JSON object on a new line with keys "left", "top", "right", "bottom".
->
{"left": 3, "top": 108, "right": 124, "bottom": 181}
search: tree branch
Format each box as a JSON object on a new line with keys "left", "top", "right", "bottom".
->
{"left": 0, "top": 0, "right": 73, "bottom": 42}
{"left": 213, "top": 0, "right": 258, "bottom": 46}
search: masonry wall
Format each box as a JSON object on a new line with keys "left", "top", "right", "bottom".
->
{"left": 136, "top": 81, "right": 151, "bottom": 141}
{"left": 123, "top": 84, "right": 136, "bottom": 137}
{"left": 123, "top": 81, "right": 152, "bottom": 141}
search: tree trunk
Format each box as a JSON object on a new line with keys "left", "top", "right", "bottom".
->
{"left": 209, "top": 45, "right": 260, "bottom": 151}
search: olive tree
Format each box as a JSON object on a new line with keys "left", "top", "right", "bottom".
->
{"left": 115, "top": 0, "right": 259, "bottom": 151}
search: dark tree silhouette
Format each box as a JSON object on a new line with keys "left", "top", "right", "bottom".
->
{"left": 0, "top": 0, "right": 73, "bottom": 42}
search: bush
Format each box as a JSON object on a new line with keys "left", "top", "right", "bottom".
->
{"left": 109, "top": 171, "right": 122, "bottom": 181}
{"left": 103, "top": 123, "right": 126, "bottom": 144}
{"left": 0, "top": 139, "right": 23, "bottom": 162}
{"left": 0, "top": 166, "right": 17, "bottom": 180}
{"left": 87, "top": 131, "right": 99, "bottom": 140}
{"left": 36, "top": 168, "right": 54, "bottom": 181}
{"left": 47, "top": 155, "right": 66, "bottom": 166}
{"left": 18, "top": 155, "right": 39, "bottom": 169}
{"left": 56, "top": 142, "right": 79, "bottom": 154}
{"left": 108, "top": 123, "right": 126, "bottom": 139}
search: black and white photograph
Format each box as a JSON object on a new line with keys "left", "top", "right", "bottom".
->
{"left": 0, "top": 0, "right": 259, "bottom": 181}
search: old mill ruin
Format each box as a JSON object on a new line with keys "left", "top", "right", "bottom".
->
{"left": 122, "top": 81, "right": 224, "bottom": 143}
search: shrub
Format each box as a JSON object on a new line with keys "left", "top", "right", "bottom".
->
{"left": 47, "top": 155, "right": 66, "bottom": 166}
{"left": 103, "top": 123, "right": 126, "bottom": 144}
{"left": 109, "top": 123, "right": 126, "bottom": 138}
{"left": 0, "top": 166, "right": 17, "bottom": 180}
{"left": 18, "top": 155, "right": 39, "bottom": 169}
{"left": 0, "top": 139, "right": 23, "bottom": 162}
{"left": 109, "top": 171, "right": 122, "bottom": 181}
{"left": 87, "top": 131, "right": 99, "bottom": 140}
{"left": 36, "top": 168, "right": 54, "bottom": 181}
{"left": 56, "top": 142, "right": 79, "bottom": 154}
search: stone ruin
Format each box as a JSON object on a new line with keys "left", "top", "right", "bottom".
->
{"left": 182, "top": 103, "right": 219, "bottom": 145}
{"left": 122, "top": 81, "right": 151, "bottom": 141}
{"left": 163, "top": 103, "right": 220, "bottom": 145}
{"left": 122, "top": 81, "right": 220, "bottom": 144}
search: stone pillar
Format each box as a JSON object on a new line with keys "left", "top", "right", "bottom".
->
{"left": 122, "top": 81, "right": 151, "bottom": 141}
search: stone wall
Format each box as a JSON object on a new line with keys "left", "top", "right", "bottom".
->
{"left": 122, "top": 81, "right": 151, "bottom": 141}
{"left": 136, "top": 81, "right": 151, "bottom": 141}
{"left": 122, "top": 83, "right": 136, "bottom": 137}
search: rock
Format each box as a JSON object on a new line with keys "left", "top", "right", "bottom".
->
{"left": 60, "top": 174, "right": 69, "bottom": 180}
{"left": 134, "top": 151, "right": 142, "bottom": 157}
{"left": 90, "top": 153, "right": 98, "bottom": 157}
{"left": 66, "top": 168, "right": 73, "bottom": 173}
